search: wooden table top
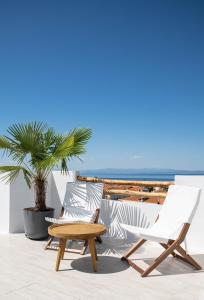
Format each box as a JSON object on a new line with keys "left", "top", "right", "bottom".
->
{"left": 48, "top": 223, "right": 106, "bottom": 240}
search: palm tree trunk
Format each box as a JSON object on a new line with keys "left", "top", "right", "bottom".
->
{"left": 34, "top": 177, "right": 47, "bottom": 211}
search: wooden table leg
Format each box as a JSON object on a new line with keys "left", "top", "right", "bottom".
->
{"left": 55, "top": 239, "right": 64, "bottom": 271}
{"left": 60, "top": 239, "right": 67, "bottom": 260}
{"left": 88, "top": 238, "right": 97, "bottom": 272}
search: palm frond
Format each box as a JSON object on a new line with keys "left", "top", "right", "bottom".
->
{"left": 37, "top": 134, "right": 75, "bottom": 170}
{"left": 0, "top": 166, "right": 32, "bottom": 187}
{"left": 22, "top": 168, "right": 33, "bottom": 188}
{"left": 7, "top": 122, "right": 46, "bottom": 142}
{"left": 68, "top": 128, "right": 92, "bottom": 156}
{"left": 9, "top": 123, "right": 44, "bottom": 153}
{"left": 0, "top": 136, "right": 12, "bottom": 150}
{"left": 0, "top": 123, "right": 92, "bottom": 194}
{"left": 2, "top": 122, "right": 47, "bottom": 165}
{"left": 38, "top": 128, "right": 92, "bottom": 170}
{"left": 61, "top": 158, "right": 69, "bottom": 174}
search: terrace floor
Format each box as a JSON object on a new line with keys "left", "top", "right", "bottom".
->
{"left": 0, "top": 234, "right": 204, "bottom": 300}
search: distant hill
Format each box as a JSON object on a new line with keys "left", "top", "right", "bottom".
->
{"left": 80, "top": 168, "right": 204, "bottom": 175}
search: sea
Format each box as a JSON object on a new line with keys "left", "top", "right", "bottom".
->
{"left": 80, "top": 172, "right": 204, "bottom": 182}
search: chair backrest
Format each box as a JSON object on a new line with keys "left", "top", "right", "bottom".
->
{"left": 159, "top": 185, "right": 201, "bottom": 227}
{"left": 62, "top": 182, "right": 104, "bottom": 213}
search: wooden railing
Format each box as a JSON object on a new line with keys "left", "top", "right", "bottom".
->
{"left": 77, "top": 176, "right": 173, "bottom": 200}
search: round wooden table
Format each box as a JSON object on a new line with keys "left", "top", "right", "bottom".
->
{"left": 48, "top": 223, "right": 106, "bottom": 272}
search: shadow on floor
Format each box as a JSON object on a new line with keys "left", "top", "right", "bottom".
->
{"left": 96, "top": 238, "right": 139, "bottom": 256}
{"left": 71, "top": 256, "right": 129, "bottom": 274}
{"left": 131, "top": 254, "right": 204, "bottom": 277}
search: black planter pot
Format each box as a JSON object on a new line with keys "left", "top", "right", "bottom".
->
{"left": 23, "top": 208, "right": 54, "bottom": 240}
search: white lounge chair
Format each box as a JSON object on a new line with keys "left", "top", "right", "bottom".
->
{"left": 121, "top": 185, "right": 202, "bottom": 277}
{"left": 45, "top": 181, "right": 104, "bottom": 254}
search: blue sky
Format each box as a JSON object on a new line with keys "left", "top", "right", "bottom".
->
{"left": 0, "top": 0, "right": 204, "bottom": 170}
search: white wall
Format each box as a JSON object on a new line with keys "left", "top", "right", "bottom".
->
{"left": 47, "top": 173, "right": 160, "bottom": 238}
{"left": 48, "top": 171, "right": 79, "bottom": 217}
{"left": 175, "top": 176, "right": 204, "bottom": 254}
{"left": 100, "top": 199, "right": 160, "bottom": 239}
{"left": 0, "top": 170, "right": 79, "bottom": 234}
{"left": 9, "top": 174, "right": 34, "bottom": 233}
{"left": 0, "top": 172, "right": 203, "bottom": 255}
{"left": 0, "top": 170, "right": 160, "bottom": 235}
{"left": 0, "top": 175, "right": 10, "bottom": 233}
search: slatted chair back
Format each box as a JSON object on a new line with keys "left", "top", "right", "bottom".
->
{"left": 62, "top": 182, "right": 104, "bottom": 217}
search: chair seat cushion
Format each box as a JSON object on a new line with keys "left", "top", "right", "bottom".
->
{"left": 45, "top": 206, "right": 94, "bottom": 224}
{"left": 138, "top": 226, "right": 170, "bottom": 243}
{"left": 121, "top": 223, "right": 180, "bottom": 243}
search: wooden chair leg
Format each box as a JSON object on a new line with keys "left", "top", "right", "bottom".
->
{"left": 45, "top": 238, "right": 89, "bottom": 255}
{"left": 175, "top": 245, "right": 202, "bottom": 270}
{"left": 94, "top": 242, "right": 98, "bottom": 260}
{"left": 122, "top": 224, "right": 200, "bottom": 277}
{"left": 44, "top": 236, "right": 54, "bottom": 250}
{"left": 141, "top": 241, "right": 178, "bottom": 277}
{"left": 121, "top": 239, "right": 146, "bottom": 260}
{"left": 160, "top": 243, "right": 177, "bottom": 257}
{"left": 96, "top": 236, "right": 102, "bottom": 243}
{"left": 121, "top": 240, "right": 178, "bottom": 277}
{"left": 80, "top": 240, "right": 88, "bottom": 255}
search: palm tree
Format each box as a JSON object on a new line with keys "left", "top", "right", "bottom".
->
{"left": 0, "top": 122, "right": 92, "bottom": 211}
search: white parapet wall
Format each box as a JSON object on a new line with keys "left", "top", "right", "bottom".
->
{"left": 0, "top": 171, "right": 203, "bottom": 255}
{"left": 175, "top": 176, "right": 204, "bottom": 254}
{"left": 48, "top": 170, "right": 80, "bottom": 217}
{"left": 0, "top": 171, "right": 79, "bottom": 234}
{"left": 0, "top": 173, "right": 36, "bottom": 233}
{"left": 0, "top": 170, "right": 160, "bottom": 235}
{"left": 100, "top": 199, "right": 159, "bottom": 239}
{"left": 0, "top": 175, "right": 10, "bottom": 233}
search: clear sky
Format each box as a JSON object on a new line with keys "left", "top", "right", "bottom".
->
{"left": 0, "top": 0, "right": 204, "bottom": 170}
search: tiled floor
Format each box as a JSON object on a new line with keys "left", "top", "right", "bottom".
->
{"left": 0, "top": 234, "right": 204, "bottom": 300}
